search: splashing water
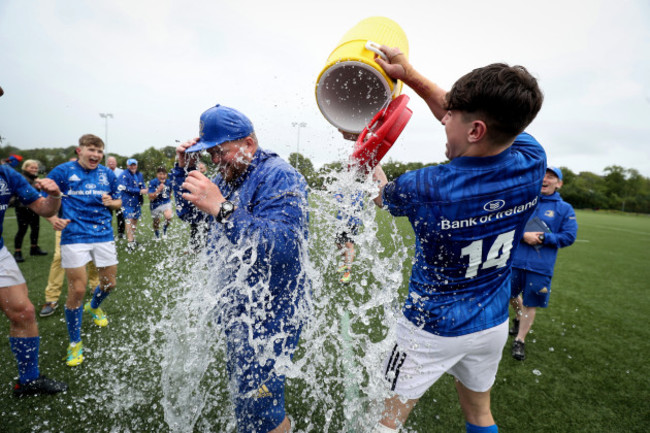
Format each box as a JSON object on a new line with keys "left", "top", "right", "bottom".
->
{"left": 0, "top": 164, "right": 410, "bottom": 432}
{"left": 153, "top": 166, "right": 410, "bottom": 432}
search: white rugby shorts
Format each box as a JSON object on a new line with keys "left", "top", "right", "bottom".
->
{"left": 0, "top": 246, "right": 26, "bottom": 287}
{"left": 151, "top": 202, "right": 173, "bottom": 220}
{"left": 383, "top": 315, "right": 508, "bottom": 398}
{"left": 61, "top": 242, "right": 118, "bottom": 269}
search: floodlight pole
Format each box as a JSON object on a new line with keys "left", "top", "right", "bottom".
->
{"left": 291, "top": 122, "right": 307, "bottom": 170}
{"left": 99, "top": 112, "right": 113, "bottom": 158}
{"left": 292, "top": 121, "right": 307, "bottom": 155}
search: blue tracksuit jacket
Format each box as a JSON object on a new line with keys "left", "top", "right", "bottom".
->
{"left": 170, "top": 147, "right": 310, "bottom": 336}
{"left": 512, "top": 192, "right": 578, "bottom": 276}
{"left": 119, "top": 170, "right": 145, "bottom": 209}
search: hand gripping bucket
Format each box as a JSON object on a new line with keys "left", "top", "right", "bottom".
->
{"left": 316, "top": 16, "right": 409, "bottom": 134}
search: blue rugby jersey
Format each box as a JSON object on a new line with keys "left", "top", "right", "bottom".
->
{"left": 0, "top": 165, "right": 41, "bottom": 249}
{"left": 148, "top": 177, "right": 172, "bottom": 210}
{"left": 47, "top": 161, "right": 120, "bottom": 245}
{"left": 383, "top": 132, "right": 546, "bottom": 336}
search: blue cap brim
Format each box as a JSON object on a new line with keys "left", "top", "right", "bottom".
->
{"left": 185, "top": 140, "right": 218, "bottom": 153}
{"left": 546, "top": 167, "right": 563, "bottom": 180}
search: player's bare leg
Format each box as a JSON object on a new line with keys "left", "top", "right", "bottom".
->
{"left": 377, "top": 394, "right": 419, "bottom": 430}
{"left": 455, "top": 380, "right": 495, "bottom": 427}
{"left": 516, "top": 305, "right": 537, "bottom": 343}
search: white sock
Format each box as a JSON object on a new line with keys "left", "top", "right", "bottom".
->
{"left": 373, "top": 423, "right": 399, "bottom": 433}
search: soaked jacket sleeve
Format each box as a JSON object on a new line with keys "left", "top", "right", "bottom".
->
{"left": 221, "top": 167, "right": 308, "bottom": 265}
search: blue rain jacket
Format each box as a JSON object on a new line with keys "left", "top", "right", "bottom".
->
{"left": 119, "top": 170, "right": 145, "bottom": 209}
{"left": 170, "top": 148, "right": 310, "bottom": 334}
{"left": 512, "top": 192, "right": 578, "bottom": 276}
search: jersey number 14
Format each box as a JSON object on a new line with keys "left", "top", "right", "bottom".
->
{"left": 460, "top": 230, "right": 515, "bottom": 278}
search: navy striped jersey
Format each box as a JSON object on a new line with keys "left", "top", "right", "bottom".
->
{"left": 383, "top": 132, "right": 546, "bottom": 336}
{"left": 48, "top": 161, "right": 120, "bottom": 245}
{"left": 0, "top": 165, "right": 41, "bottom": 249}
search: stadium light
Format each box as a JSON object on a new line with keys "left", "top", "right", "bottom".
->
{"left": 99, "top": 112, "right": 113, "bottom": 157}
{"left": 291, "top": 122, "right": 307, "bottom": 155}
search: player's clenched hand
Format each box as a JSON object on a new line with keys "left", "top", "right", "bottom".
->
{"left": 49, "top": 216, "right": 71, "bottom": 231}
{"left": 182, "top": 170, "right": 225, "bottom": 216}
{"left": 374, "top": 45, "right": 409, "bottom": 81}
{"left": 523, "top": 231, "right": 543, "bottom": 246}
{"left": 176, "top": 137, "right": 200, "bottom": 168}
{"left": 101, "top": 194, "right": 114, "bottom": 207}
{"left": 34, "top": 178, "right": 61, "bottom": 197}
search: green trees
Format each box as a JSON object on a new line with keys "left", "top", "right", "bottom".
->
{"left": 380, "top": 159, "right": 441, "bottom": 181}
{"left": 2, "top": 144, "right": 649, "bottom": 213}
{"left": 559, "top": 165, "right": 650, "bottom": 213}
{"left": 288, "top": 152, "right": 318, "bottom": 187}
{"left": 125, "top": 146, "right": 177, "bottom": 180}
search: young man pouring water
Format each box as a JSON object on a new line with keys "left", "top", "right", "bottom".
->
{"left": 370, "top": 47, "right": 546, "bottom": 433}
{"left": 172, "top": 104, "right": 310, "bottom": 433}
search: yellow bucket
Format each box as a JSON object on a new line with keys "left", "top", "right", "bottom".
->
{"left": 316, "top": 16, "right": 409, "bottom": 134}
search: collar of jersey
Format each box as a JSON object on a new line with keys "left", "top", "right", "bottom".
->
{"left": 449, "top": 147, "right": 511, "bottom": 169}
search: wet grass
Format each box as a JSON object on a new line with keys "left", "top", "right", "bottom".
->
{"left": 0, "top": 207, "right": 648, "bottom": 432}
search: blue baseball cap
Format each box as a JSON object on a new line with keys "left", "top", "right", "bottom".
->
{"left": 127, "top": 158, "right": 138, "bottom": 165}
{"left": 546, "top": 166, "right": 563, "bottom": 180}
{"left": 186, "top": 104, "right": 254, "bottom": 153}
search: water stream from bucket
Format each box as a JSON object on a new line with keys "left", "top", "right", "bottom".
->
{"left": 154, "top": 166, "right": 410, "bottom": 432}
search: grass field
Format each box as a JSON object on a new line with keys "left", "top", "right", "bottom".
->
{"left": 0, "top": 205, "right": 648, "bottom": 432}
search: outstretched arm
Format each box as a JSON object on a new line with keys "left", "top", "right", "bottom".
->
{"left": 375, "top": 46, "right": 448, "bottom": 121}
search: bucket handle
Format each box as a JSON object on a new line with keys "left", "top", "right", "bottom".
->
{"left": 366, "top": 40, "right": 400, "bottom": 100}
{"left": 365, "top": 41, "right": 397, "bottom": 111}
{"left": 365, "top": 41, "right": 388, "bottom": 61}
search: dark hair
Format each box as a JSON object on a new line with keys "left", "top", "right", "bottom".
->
{"left": 445, "top": 63, "right": 543, "bottom": 144}
{"left": 78, "top": 134, "right": 105, "bottom": 149}
{"left": 156, "top": 166, "right": 167, "bottom": 173}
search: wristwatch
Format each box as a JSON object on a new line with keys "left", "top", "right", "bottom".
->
{"left": 217, "top": 200, "right": 235, "bottom": 223}
{"left": 538, "top": 233, "right": 545, "bottom": 242}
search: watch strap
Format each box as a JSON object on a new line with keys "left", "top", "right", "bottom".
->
{"left": 217, "top": 201, "right": 235, "bottom": 223}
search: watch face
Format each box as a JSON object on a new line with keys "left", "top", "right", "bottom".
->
{"left": 222, "top": 201, "right": 234, "bottom": 212}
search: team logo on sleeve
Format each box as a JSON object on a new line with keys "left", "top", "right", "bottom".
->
{"left": 483, "top": 199, "right": 506, "bottom": 212}
{"left": 0, "top": 179, "right": 10, "bottom": 196}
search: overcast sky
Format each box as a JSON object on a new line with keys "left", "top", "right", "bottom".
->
{"left": 1, "top": 0, "right": 649, "bottom": 176}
